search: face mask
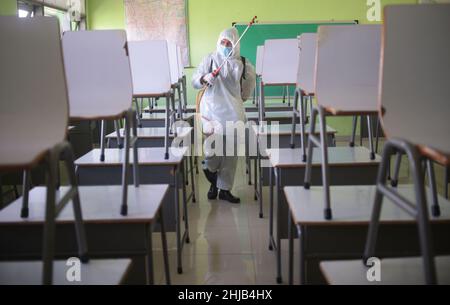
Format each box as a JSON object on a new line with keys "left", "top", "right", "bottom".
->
{"left": 221, "top": 46, "right": 233, "bottom": 57}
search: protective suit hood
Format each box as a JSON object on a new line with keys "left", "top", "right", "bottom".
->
{"left": 216, "top": 27, "right": 240, "bottom": 59}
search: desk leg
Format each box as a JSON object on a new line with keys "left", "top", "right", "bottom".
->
{"left": 189, "top": 153, "right": 196, "bottom": 203}
{"left": 159, "top": 205, "right": 171, "bottom": 285}
{"left": 247, "top": 156, "right": 252, "bottom": 185}
{"left": 276, "top": 167, "right": 282, "bottom": 284}
{"left": 297, "top": 224, "right": 306, "bottom": 285}
{"left": 258, "top": 145, "right": 263, "bottom": 218}
{"left": 254, "top": 157, "right": 258, "bottom": 201}
{"left": 246, "top": 127, "right": 252, "bottom": 185}
{"left": 181, "top": 159, "right": 190, "bottom": 243}
{"left": 268, "top": 166, "right": 274, "bottom": 251}
{"left": 146, "top": 224, "right": 154, "bottom": 285}
{"left": 175, "top": 165, "right": 182, "bottom": 274}
{"left": 288, "top": 208, "right": 294, "bottom": 285}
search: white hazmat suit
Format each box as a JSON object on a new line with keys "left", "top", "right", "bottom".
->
{"left": 192, "top": 28, "right": 256, "bottom": 191}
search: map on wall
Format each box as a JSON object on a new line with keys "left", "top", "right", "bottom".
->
{"left": 124, "top": 0, "right": 190, "bottom": 67}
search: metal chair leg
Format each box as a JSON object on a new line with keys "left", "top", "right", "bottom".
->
{"left": 350, "top": 116, "right": 358, "bottom": 147}
{"left": 62, "top": 143, "right": 89, "bottom": 263}
{"left": 131, "top": 110, "right": 140, "bottom": 187}
{"left": 133, "top": 98, "right": 142, "bottom": 128}
{"left": 287, "top": 85, "right": 291, "bottom": 107}
{"left": 364, "top": 139, "right": 437, "bottom": 285}
{"left": 21, "top": 170, "right": 31, "bottom": 218}
{"left": 177, "top": 85, "right": 183, "bottom": 120}
{"left": 367, "top": 115, "right": 376, "bottom": 160}
{"left": 42, "top": 150, "right": 58, "bottom": 285}
{"left": 290, "top": 89, "right": 299, "bottom": 149}
{"left": 375, "top": 117, "right": 380, "bottom": 154}
{"left": 426, "top": 159, "right": 440, "bottom": 217}
{"left": 317, "top": 107, "right": 332, "bottom": 220}
{"left": 120, "top": 112, "right": 131, "bottom": 216}
{"left": 304, "top": 108, "right": 317, "bottom": 189}
{"left": 100, "top": 120, "right": 106, "bottom": 162}
{"left": 164, "top": 93, "right": 170, "bottom": 160}
{"left": 182, "top": 76, "right": 188, "bottom": 112}
{"left": 114, "top": 120, "right": 123, "bottom": 149}
{"left": 299, "top": 93, "right": 307, "bottom": 162}
{"left": 391, "top": 152, "right": 402, "bottom": 187}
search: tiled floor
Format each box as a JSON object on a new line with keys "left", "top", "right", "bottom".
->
{"left": 151, "top": 156, "right": 294, "bottom": 285}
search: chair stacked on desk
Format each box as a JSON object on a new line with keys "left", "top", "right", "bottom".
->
{"left": 65, "top": 35, "right": 193, "bottom": 276}
{"left": 281, "top": 4, "right": 450, "bottom": 285}
{"left": 263, "top": 27, "right": 387, "bottom": 284}
{"left": 0, "top": 17, "right": 135, "bottom": 285}
{"left": 319, "top": 4, "right": 450, "bottom": 285}
{"left": 251, "top": 37, "right": 338, "bottom": 212}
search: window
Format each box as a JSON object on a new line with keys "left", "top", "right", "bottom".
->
{"left": 17, "top": 1, "right": 35, "bottom": 18}
{"left": 16, "top": 1, "right": 81, "bottom": 32}
{"left": 44, "top": 6, "right": 70, "bottom": 32}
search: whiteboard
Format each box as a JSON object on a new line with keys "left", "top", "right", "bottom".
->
{"left": 0, "top": 17, "right": 68, "bottom": 166}
{"left": 297, "top": 33, "right": 317, "bottom": 95}
{"left": 315, "top": 25, "right": 381, "bottom": 113}
{"left": 128, "top": 40, "right": 172, "bottom": 96}
{"left": 256, "top": 45, "right": 264, "bottom": 76}
{"left": 62, "top": 30, "right": 133, "bottom": 119}
{"left": 380, "top": 5, "right": 450, "bottom": 156}
{"left": 262, "top": 39, "right": 300, "bottom": 85}
{"left": 34, "top": 0, "right": 85, "bottom": 13}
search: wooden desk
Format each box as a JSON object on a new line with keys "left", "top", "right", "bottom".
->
{"left": 144, "top": 104, "right": 197, "bottom": 114}
{"left": 320, "top": 256, "right": 450, "bottom": 285}
{"left": 75, "top": 147, "right": 190, "bottom": 274}
{"left": 284, "top": 185, "right": 450, "bottom": 284}
{"left": 248, "top": 124, "right": 337, "bottom": 217}
{"left": 0, "top": 259, "right": 132, "bottom": 285}
{"left": 266, "top": 147, "right": 381, "bottom": 284}
{"left": 0, "top": 184, "right": 171, "bottom": 284}
{"left": 244, "top": 102, "right": 294, "bottom": 113}
{"left": 104, "top": 129, "right": 196, "bottom": 205}
{"left": 246, "top": 111, "right": 300, "bottom": 125}
{"left": 139, "top": 113, "right": 194, "bottom": 128}
{"left": 106, "top": 127, "right": 192, "bottom": 148}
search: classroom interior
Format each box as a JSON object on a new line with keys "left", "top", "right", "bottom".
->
{"left": 0, "top": 0, "right": 449, "bottom": 286}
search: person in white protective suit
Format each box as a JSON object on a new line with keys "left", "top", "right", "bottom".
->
{"left": 192, "top": 27, "right": 256, "bottom": 204}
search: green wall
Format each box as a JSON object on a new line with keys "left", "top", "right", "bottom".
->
{"left": 87, "top": 0, "right": 125, "bottom": 30}
{"left": 85, "top": 0, "right": 417, "bottom": 135}
{"left": 0, "top": 0, "right": 17, "bottom": 15}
